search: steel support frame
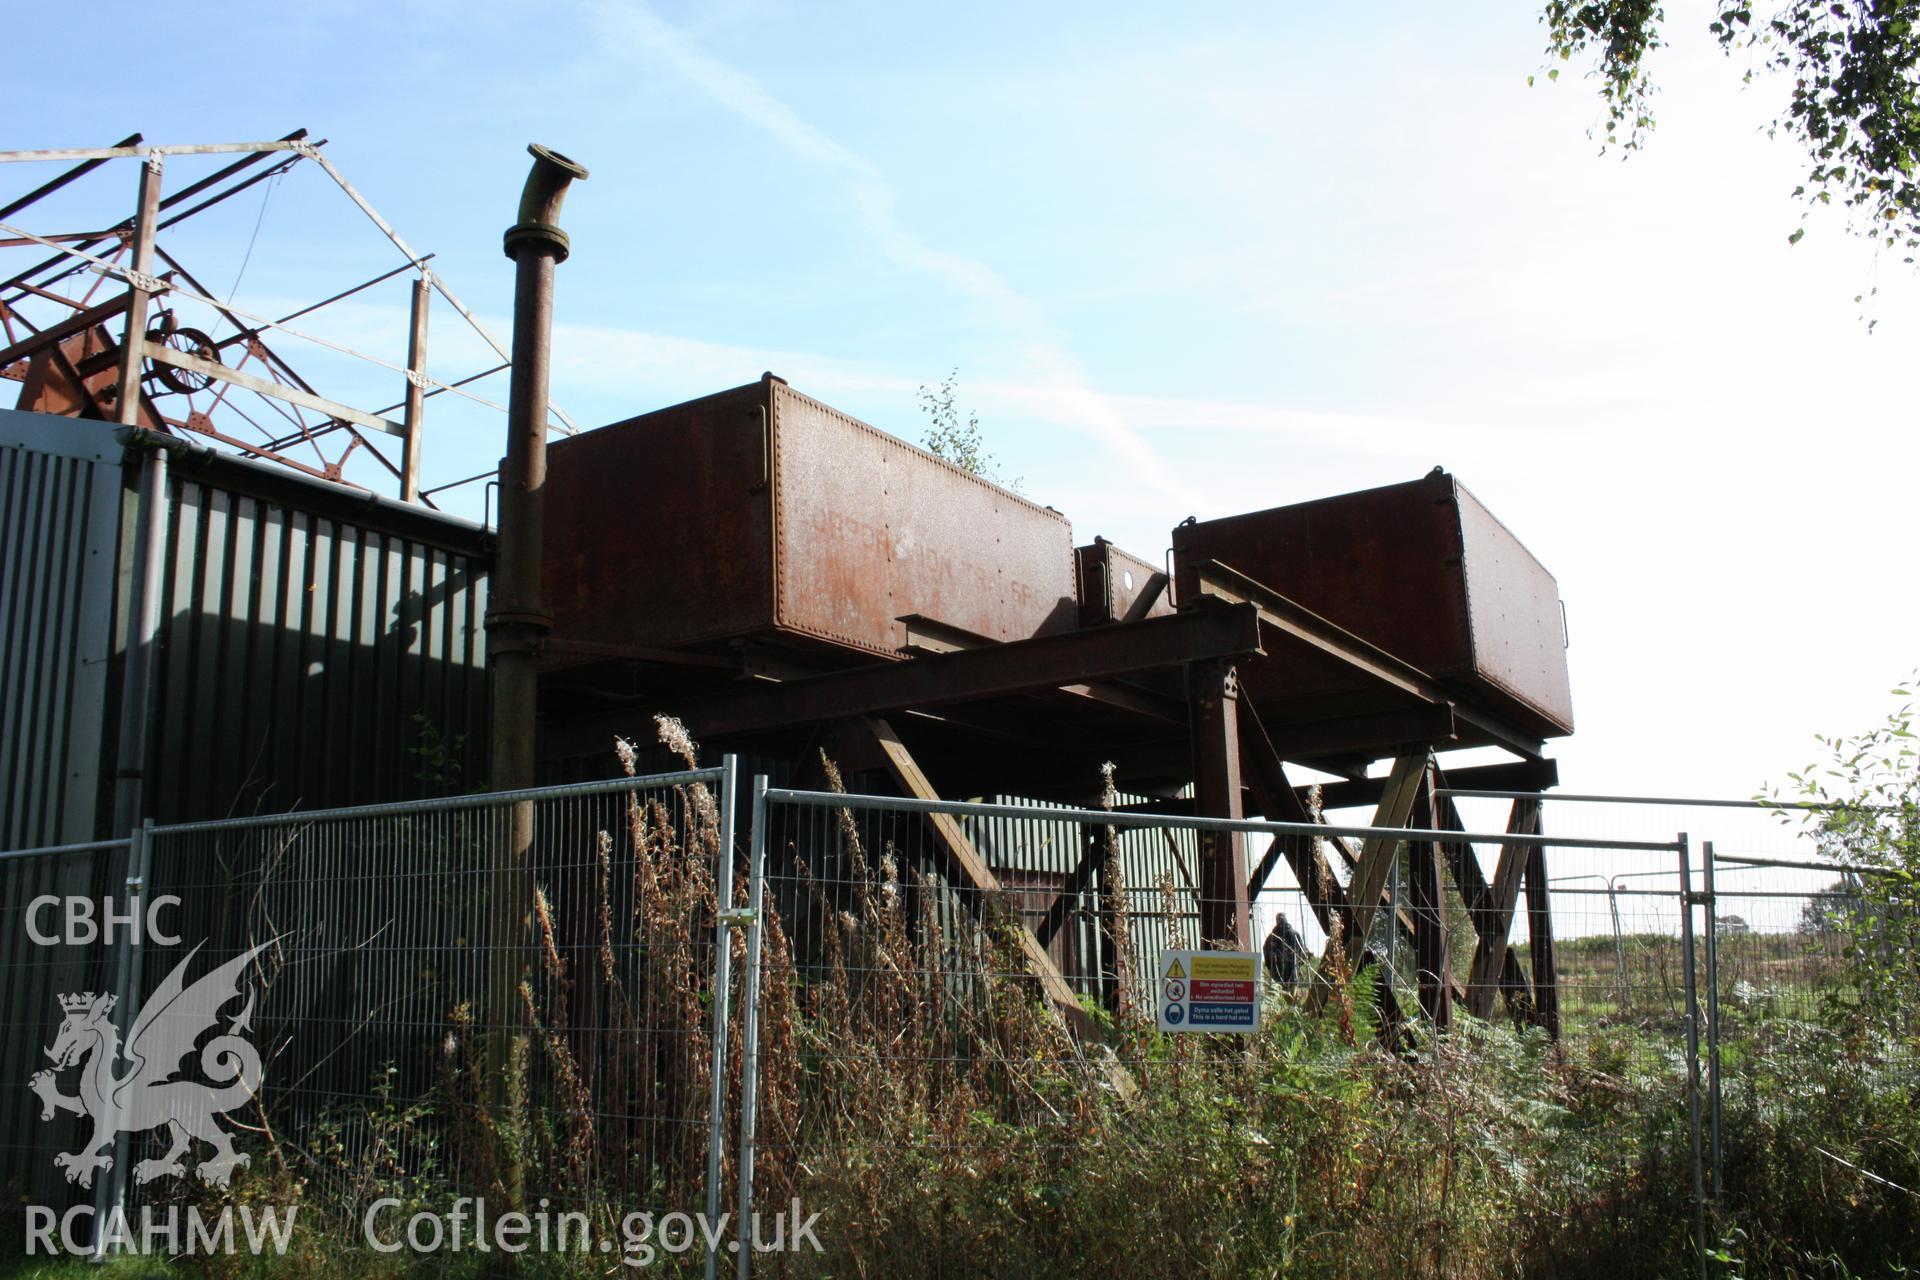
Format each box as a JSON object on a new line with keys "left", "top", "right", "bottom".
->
{"left": 0, "top": 132, "right": 577, "bottom": 501}
{"left": 1189, "top": 658, "right": 1249, "bottom": 949}
{"left": 679, "top": 604, "right": 1265, "bottom": 740}
{"left": 1188, "top": 559, "right": 1546, "bottom": 759}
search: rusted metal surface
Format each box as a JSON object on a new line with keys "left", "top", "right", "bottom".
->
{"left": 774, "top": 384, "right": 1077, "bottom": 650}
{"left": 679, "top": 603, "right": 1262, "bottom": 738}
{"left": 545, "top": 376, "right": 1078, "bottom": 660}
{"left": 0, "top": 132, "right": 569, "bottom": 505}
{"left": 1190, "top": 658, "right": 1250, "bottom": 948}
{"left": 489, "top": 143, "right": 587, "bottom": 794}
{"left": 544, "top": 382, "right": 775, "bottom": 650}
{"left": 1075, "top": 536, "right": 1173, "bottom": 627}
{"left": 1172, "top": 470, "right": 1573, "bottom": 740}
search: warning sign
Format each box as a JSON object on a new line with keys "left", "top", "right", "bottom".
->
{"left": 1155, "top": 950, "right": 1260, "bottom": 1033}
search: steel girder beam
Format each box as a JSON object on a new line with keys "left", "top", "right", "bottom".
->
{"left": 1188, "top": 560, "right": 1545, "bottom": 760}
{"left": 1263, "top": 703, "right": 1458, "bottom": 763}
{"left": 1320, "top": 757, "right": 1558, "bottom": 812}
{"left": 679, "top": 603, "right": 1263, "bottom": 739}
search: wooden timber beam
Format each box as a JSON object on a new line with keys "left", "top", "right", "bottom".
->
{"left": 681, "top": 604, "right": 1264, "bottom": 740}
{"left": 1239, "top": 705, "right": 1470, "bottom": 1011}
{"left": 858, "top": 716, "right": 1138, "bottom": 1098}
{"left": 1464, "top": 798, "right": 1540, "bottom": 1019}
{"left": 1521, "top": 803, "right": 1560, "bottom": 1038}
{"left": 1429, "top": 780, "right": 1540, "bottom": 1024}
{"left": 1409, "top": 767, "right": 1453, "bottom": 1029}
{"left": 1332, "top": 752, "right": 1427, "bottom": 970}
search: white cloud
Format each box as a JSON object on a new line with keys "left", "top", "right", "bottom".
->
{"left": 584, "top": 0, "right": 1208, "bottom": 511}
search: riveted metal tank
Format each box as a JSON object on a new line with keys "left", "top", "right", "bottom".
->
{"left": 1171, "top": 470, "right": 1573, "bottom": 740}
{"left": 544, "top": 375, "right": 1080, "bottom": 661}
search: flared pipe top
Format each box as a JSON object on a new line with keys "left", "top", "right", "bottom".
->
{"left": 503, "top": 143, "right": 589, "bottom": 263}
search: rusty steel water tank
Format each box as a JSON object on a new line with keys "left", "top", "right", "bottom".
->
{"left": 544, "top": 375, "right": 1079, "bottom": 661}
{"left": 1171, "top": 470, "right": 1573, "bottom": 740}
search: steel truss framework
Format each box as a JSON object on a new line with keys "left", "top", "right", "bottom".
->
{"left": 0, "top": 132, "right": 574, "bottom": 504}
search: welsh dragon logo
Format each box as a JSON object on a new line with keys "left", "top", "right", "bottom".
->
{"left": 30, "top": 940, "right": 272, "bottom": 1189}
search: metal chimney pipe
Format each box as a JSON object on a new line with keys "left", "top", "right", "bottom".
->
{"left": 489, "top": 143, "right": 588, "bottom": 799}
{"left": 486, "top": 144, "right": 586, "bottom": 1150}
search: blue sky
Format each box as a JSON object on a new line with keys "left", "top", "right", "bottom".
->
{"left": 7, "top": 1, "right": 1916, "bottom": 812}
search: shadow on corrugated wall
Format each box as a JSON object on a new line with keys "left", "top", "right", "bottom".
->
{"left": 0, "top": 408, "right": 493, "bottom": 846}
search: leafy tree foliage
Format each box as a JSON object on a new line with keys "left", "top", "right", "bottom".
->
{"left": 1769, "top": 677, "right": 1920, "bottom": 1027}
{"left": 1540, "top": 2, "right": 1920, "bottom": 263}
{"left": 917, "top": 368, "right": 1022, "bottom": 492}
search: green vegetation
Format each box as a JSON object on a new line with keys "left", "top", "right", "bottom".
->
{"left": 917, "top": 368, "right": 1021, "bottom": 492}
{"left": 18, "top": 698, "right": 1920, "bottom": 1278}
{"left": 1537, "top": 2, "right": 1920, "bottom": 269}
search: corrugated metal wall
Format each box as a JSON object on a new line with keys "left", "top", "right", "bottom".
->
{"left": 144, "top": 448, "right": 492, "bottom": 823}
{"left": 969, "top": 793, "right": 1208, "bottom": 994}
{"left": 0, "top": 411, "right": 493, "bottom": 845}
{"left": 0, "top": 411, "right": 121, "bottom": 849}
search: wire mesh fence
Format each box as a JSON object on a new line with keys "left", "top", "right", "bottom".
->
{"left": 2, "top": 773, "right": 1912, "bottom": 1274}
{"left": 0, "top": 765, "right": 738, "bottom": 1263}
{"left": 0, "top": 838, "right": 132, "bottom": 1212}
{"left": 731, "top": 785, "right": 1712, "bottom": 1275}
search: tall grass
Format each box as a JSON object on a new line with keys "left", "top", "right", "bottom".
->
{"left": 96, "top": 720, "right": 1920, "bottom": 1279}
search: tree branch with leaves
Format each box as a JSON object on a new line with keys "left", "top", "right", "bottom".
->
{"left": 1540, "top": 1, "right": 1920, "bottom": 268}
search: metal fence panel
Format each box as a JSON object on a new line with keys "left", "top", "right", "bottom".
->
{"left": 0, "top": 839, "right": 131, "bottom": 1209}
{"left": 8, "top": 774, "right": 1909, "bottom": 1274}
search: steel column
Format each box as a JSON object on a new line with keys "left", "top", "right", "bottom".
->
{"left": 1521, "top": 814, "right": 1561, "bottom": 1037}
{"left": 401, "top": 274, "right": 430, "bottom": 502}
{"left": 108, "top": 153, "right": 167, "bottom": 841}
{"left": 1190, "top": 659, "right": 1249, "bottom": 948}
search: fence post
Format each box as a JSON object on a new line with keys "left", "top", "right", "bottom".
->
{"left": 1677, "top": 833, "right": 1708, "bottom": 1277}
{"left": 1701, "top": 840, "right": 1724, "bottom": 1224}
{"left": 1606, "top": 877, "right": 1627, "bottom": 1012}
{"left": 736, "top": 775, "right": 770, "bottom": 1280}
{"left": 704, "top": 755, "right": 741, "bottom": 1280}
{"left": 96, "top": 821, "right": 154, "bottom": 1257}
